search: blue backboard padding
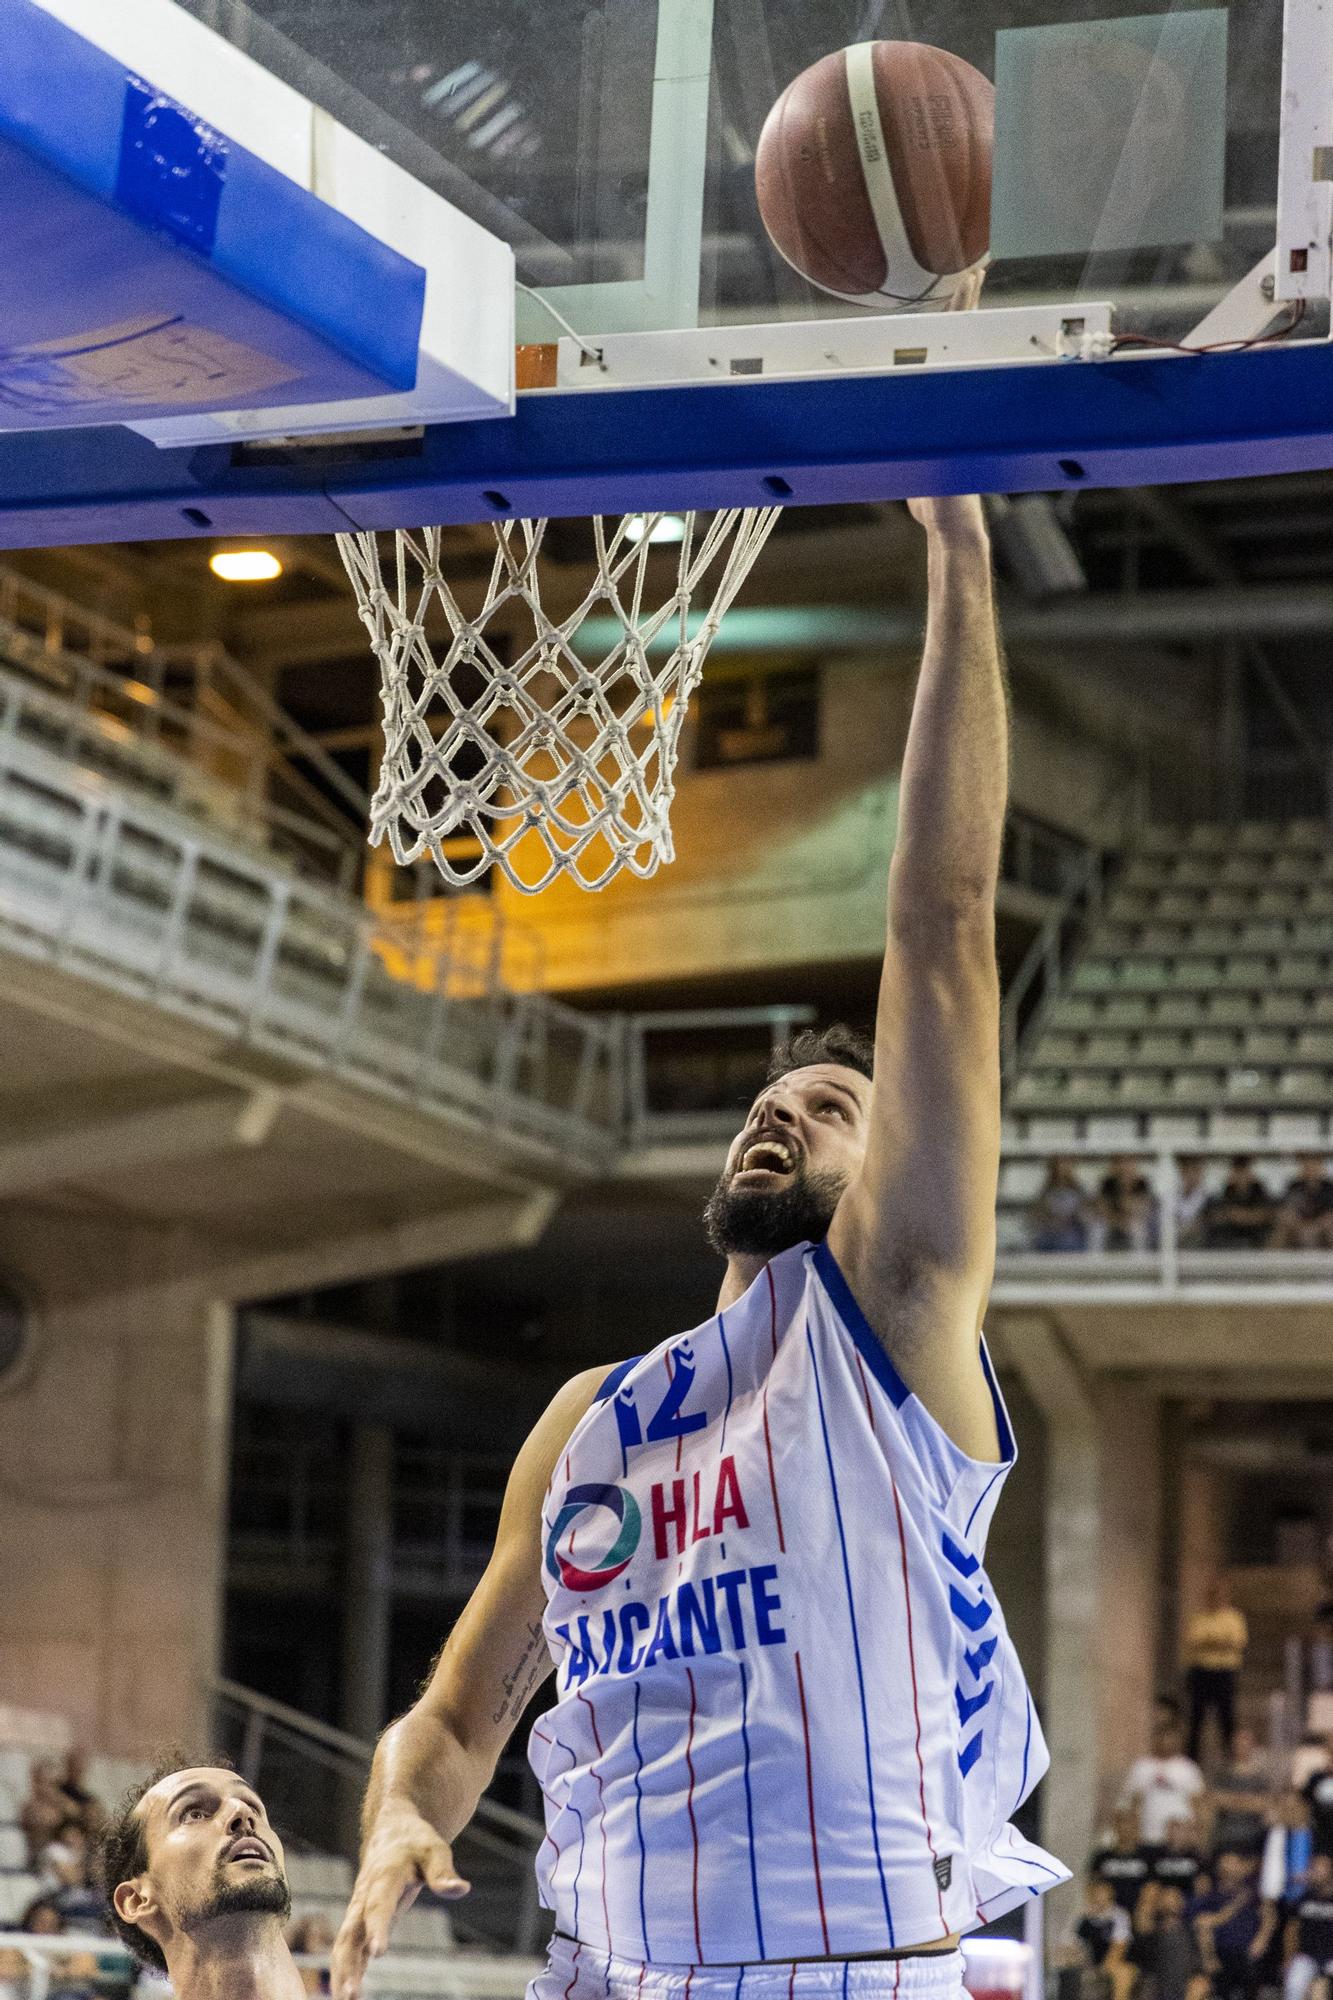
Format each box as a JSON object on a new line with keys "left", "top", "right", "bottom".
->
{"left": 0, "top": 0, "right": 425, "bottom": 396}
{"left": 0, "top": 138, "right": 413, "bottom": 428}
{"left": 1, "top": 341, "right": 1332, "bottom": 546}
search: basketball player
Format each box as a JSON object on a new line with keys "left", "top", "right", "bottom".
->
{"left": 102, "top": 1763, "right": 305, "bottom": 1999}
{"left": 331, "top": 475, "right": 1070, "bottom": 2000}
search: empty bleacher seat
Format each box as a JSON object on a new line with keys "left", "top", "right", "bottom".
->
{"left": 998, "top": 1161, "right": 1045, "bottom": 1205}
{"left": 1104, "top": 995, "right": 1152, "bottom": 1027}
{"left": 1047, "top": 995, "right": 1100, "bottom": 1030}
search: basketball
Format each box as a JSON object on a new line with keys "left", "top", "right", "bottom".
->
{"left": 755, "top": 41, "right": 994, "bottom": 306}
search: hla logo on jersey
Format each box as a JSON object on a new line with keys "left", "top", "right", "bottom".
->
{"left": 547, "top": 1459, "right": 751, "bottom": 1593}
{"left": 545, "top": 1483, "right": 642, "bottom": 1592}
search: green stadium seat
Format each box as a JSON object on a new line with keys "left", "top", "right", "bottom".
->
{"left": 1072, "top": 959, "right": 1116, "bottom": 993}
{"left": 1204, "top": 994, "right": 1255, "bottom": 1026}
{"left": 1121, "top": 958, "right": 1171, "bottom": 990}
{"left": 1147, "top": 1112, "right": 1204, "bottom": 1143}
{"left": 1186, "top": 823, "right": 1230, "bottom": 851}
{"left": 1156, "top": 995, "right": 1210, "bottom": 1027}
{"left": 1240, "top": 921, "right": 1290, "bottom": 951}
{"left": 1237, "top": 821, "right": 1281, "bottom": 850}
{"left": 1194, "top": 1030, "right": 1242, "bottom": 1063}
{"left": 1243, "top": 1030, "right": 1293, "bottom": 1064}
{"left": 1296, "top": 1031, "right": 1333, "bottom": 1063}
{"left": 1103, "top": 995, "right": 1152, "bottom": 1027}
{"left": 1046, "top": 995, "right": 1100, "bottom": 1030}
{"left": 1278, "top": 1068, "right": 1333, "bottom": 1101}
{"left": 1220, "top": 957, "right": 1270, "bottom": 988}
{"left": 1138, "top": 1032, "right": 1188, "bottom": 1063}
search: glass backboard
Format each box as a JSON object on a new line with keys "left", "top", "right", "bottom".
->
{"left": 170, "top": 0, "right": 1312, "bottom": 372}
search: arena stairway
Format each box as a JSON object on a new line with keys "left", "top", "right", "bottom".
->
{"left": 998, "top": 818, "right": 1333, "bottom": 1244}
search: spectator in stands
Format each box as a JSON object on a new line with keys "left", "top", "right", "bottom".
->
{"left": 20, "top": 1760, "right": 72, "bottom": 1869}
{"left": 1190, "top": 1850, "right": 1276, "bottom": 2000}
{"left": 1184, "top": 1577, "right": 1249, "bottom": 1762}
{"left": 1099, "top": 1156, "right": 1156, "bottom": 1252}
{"left": 1212, "top": 1728, "right": 1276, "bottom": 1856}
{"left": 287, "top": 1915, "right": 335, "bottom": 1995}
{"left": 1304, "top": 1746, "right": 1333, "bottom": 1859}
{"left": 15, "top": 1900, "right": 101, "bottom": 2000}
{"left": 1204, "top": 1159, "right": 1277, "bottom": 1250}
{"left": 1131, "top": 1883, "right": 1200, "bottom": 2000}
{"left": 1175, "top": 1157, "right": 1211, "bottom": 1250}
{"left": 1297, "top": 1735, "right": 1333, "bottom": 1791}
{"left": 1032, "top": 1157, "right": 1092, "bottom": 1251}
{"left": 1148, "top": 1817, "right": 1209, "bottom": 1910}
{"left": 1121, "top": 1720, "right": 1209, "bottom": 1848}
{"left": 102, "top": 1760, "right": 303, "bottom": 1998}
{"left": 41, "top": 1819, "right": 109, "bottom": 1934}
{"left": 1093, "top": 1805, "right": 1156, "bottom": 1917}
{"left": 1264, "top": 1790, "right": 1316, "bottom": 1904}
{"left": 1272, "top": 1158, "right": 1333, "bottom": 1251}
{"left": 1283, "top": 1849, "right": 1333, "bottom": 2000}
{"left": 1060, "top": 1874, "right": 1136, "bottom": 2000}
{"left": 55, "top": 1750, "right": 104, "bottom": 1837}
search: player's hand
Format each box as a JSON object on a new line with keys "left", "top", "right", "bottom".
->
{"left": 330, "top": 1800, "right": 470, "bottom": 2000}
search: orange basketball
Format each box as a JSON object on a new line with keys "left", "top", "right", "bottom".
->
{"left": 755, "top": 41, "right": 994, "bottom": 305}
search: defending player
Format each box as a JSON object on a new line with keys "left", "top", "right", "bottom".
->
{"left": 102, "top": 1763, "right": 303, "bottom": 1999}
{"left": 331, "top": 482, "right": 1070, "bottom": 2000}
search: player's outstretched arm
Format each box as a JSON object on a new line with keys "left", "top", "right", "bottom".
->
{"left": 330, "top": 1365, "right": 607, "bottom": 2000}
{"left": 826, "top": 492, "right": 1005, "bottom": 1461}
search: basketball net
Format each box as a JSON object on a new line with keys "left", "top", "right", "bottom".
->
{"left": 338, "top": 510, "right": 780, "bottom": 894}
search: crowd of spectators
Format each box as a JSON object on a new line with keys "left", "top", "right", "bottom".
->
{"left": 1064, "top": 1699, "right": 1333, "bottom": 2000}
{"left": 1027, "top": 1156, "right": 1333, "bottom": 1254}
{"left": 2, "top": 1751, "right": 123, "bottom": 1998}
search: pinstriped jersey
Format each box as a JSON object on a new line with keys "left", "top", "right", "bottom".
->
{"left": 528, "top": 1239, "right": 1069, "bottom": 1964}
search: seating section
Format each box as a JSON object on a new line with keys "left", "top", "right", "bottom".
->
{"left": 1009, "top": 820, "right": 1333, "bottom": 1148}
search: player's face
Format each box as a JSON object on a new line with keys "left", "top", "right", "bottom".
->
{"left": 704, "top": 1064, "right": 872, "bottom": 1258}
{"left": 117, "top": 1769, "right": 290, "bottom": 1953}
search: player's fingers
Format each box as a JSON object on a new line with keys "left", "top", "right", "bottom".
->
{"left": 363, "top": 1872, "right": 421, "bottom": 1959}
{"left": 330, "top": 1916, "right": 370, "bottom": 2000}
{"left": 951, "top": 263, "right": 985, "bottom": 312}
{"left": 421, "top": 1833, "right": 470, "bottom": 1898}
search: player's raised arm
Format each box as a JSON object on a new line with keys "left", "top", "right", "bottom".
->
{"left": 825, "top": 490, "right": 1006, "bottom": 1461}
{"left": 330, "top": 1366, "right": 605, "bottom": 2000}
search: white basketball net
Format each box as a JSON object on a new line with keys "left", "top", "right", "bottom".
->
{"left": 337, "top": 510, "right": 780, "bottom": 893}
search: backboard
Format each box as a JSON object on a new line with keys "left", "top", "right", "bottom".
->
{"left": 1, "top": 0, "right": 1332, "bottom": 543}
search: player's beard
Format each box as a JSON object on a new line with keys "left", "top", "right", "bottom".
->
{"left": 184, "top": 1868, "right": 291, "bottom": 1931}
{"left": 703, "top": 1162, "right": 847, "bottom": 1258}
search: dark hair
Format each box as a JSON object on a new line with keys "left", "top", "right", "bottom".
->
{"left": 100, "top": 1754, "right": 234, "bottom": 1972}
{"left": 767, "top": 1024, "right": 874, "bottom": 1086}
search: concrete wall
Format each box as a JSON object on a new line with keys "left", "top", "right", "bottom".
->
{"left": 0, "top": 1273, "right": 232, "bottom": 1757}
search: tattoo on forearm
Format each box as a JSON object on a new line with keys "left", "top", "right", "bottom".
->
{"left": 491, "top": 1619, "right": 548, "bottom": 1726}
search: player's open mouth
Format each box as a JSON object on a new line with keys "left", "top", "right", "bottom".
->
{"left": 734, "top": 1139, "right": 797, "bottom": 1181}
{"left": 223, "top": 1839, "right": 272, "bottom": 1865}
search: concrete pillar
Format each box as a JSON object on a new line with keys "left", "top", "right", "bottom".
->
{"left": 1096, "top": 1386, "right": 1162, "bottom": 1798}
{"left": 993, "top": 1320, "right": 1163, "bottom": 1928}
{"left": 0, "top": 1280, "right": 233, "bottom": 1755}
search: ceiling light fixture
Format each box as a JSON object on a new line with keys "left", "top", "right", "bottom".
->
{"left": 210, "top": 549, "right": 284, "bottom": 582}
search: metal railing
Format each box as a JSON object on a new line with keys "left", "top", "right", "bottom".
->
{"left": 0, "top": 725, "right": 623, "bottom": 1164}
{"left": 621, "top": 1005, "right": 817, "bottom": 1146}
{"left": 210, "top": 1679, "right": 548, "bottom": 1957}
{"left": 994, "top": 1140, "right": 1333, "bottom": 1299}
{"left": 1000, "top": 841, "right": 1109, "bottom": 1083}
{"left": 0, "top": 568, "right": 367, "bottom": 889}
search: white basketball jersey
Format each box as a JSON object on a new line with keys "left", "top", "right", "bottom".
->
{"left": 529, "top": 1240, "right": 1069, "bottom": 1964}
